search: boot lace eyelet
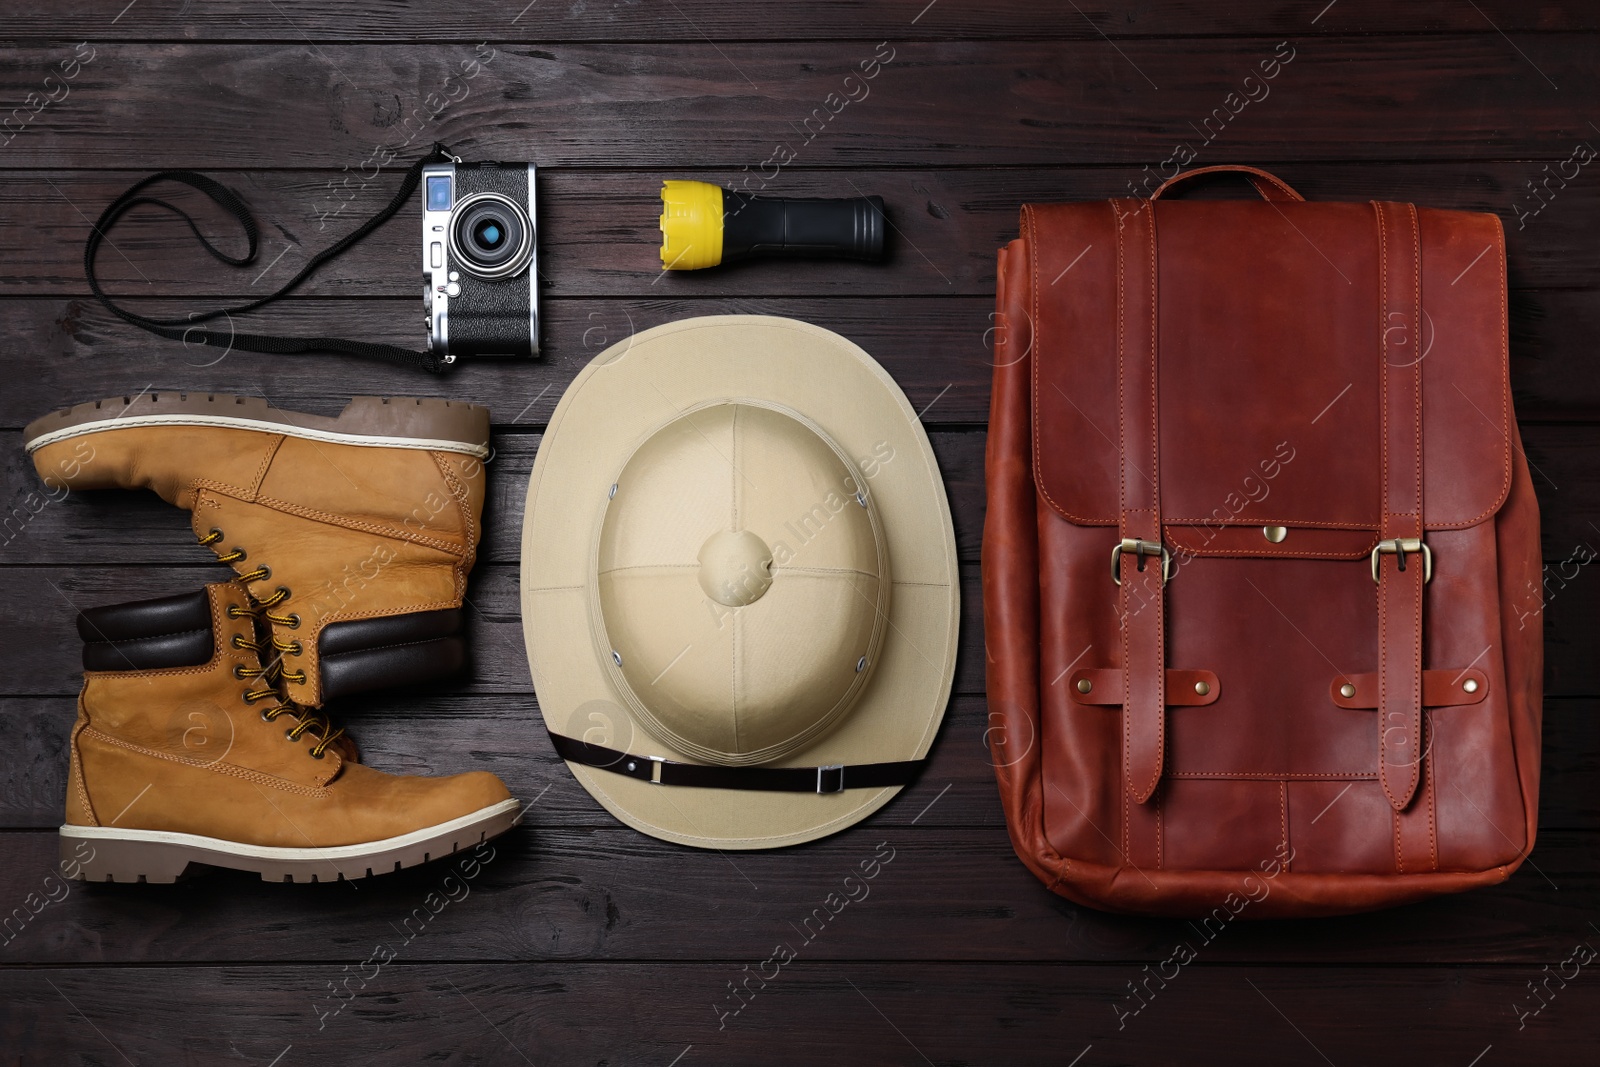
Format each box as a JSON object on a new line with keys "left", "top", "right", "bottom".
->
{"left": 232, "top": 665, "right": 246, "bottom": 680}
{"left": 309, "top": 749, "right": 326, "bottom": 760}
{"left": 260, "top": 708, "right": 276, "bottom": 723}
{"left": 285, "top": 613, "right": 301, "bottom": 630}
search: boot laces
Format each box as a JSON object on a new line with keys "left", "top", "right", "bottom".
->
{"left": 235, "top": 638, "right": 346, "bottom": 759}
{"left": 200, "top": 527, "right": 306, "bottom": 684}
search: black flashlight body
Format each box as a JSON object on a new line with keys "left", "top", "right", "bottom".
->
{"left": 719, "top": 191, "right": 886, "bottom": 264}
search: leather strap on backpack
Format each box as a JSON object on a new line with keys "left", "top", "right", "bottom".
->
{"left": 1112, "top": 198, "right": 1169, "bottom": 807}
{"left": 1374, "top": 200, "right": 1428, "bottom": 813}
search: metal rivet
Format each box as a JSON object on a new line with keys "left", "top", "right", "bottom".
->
{"left": 612, "top": 650, "right": 623, "bottom": 666}
{"left": 1339, "top": 683, "right": 1356, "bottom": 699}
{"left": 608, "top": 483, "right": 618, "bottom": 499}
{"left": 1194, "top": 681, "right": 1211, "bottom": 696}
{"left": 856, "top": 656, "right": 868, "bottom": 673}
{"left": 1263, "top": 526, "right": 1288, "bottom": 543}
{"left": 626, "top": 761, "right": 637, "bottom": 772}
{"left": 1463, "top": 678, "right": 1479, "bottom": 694}
{"left": 1076, "top": 679, "right": 1093, "bottom": 694}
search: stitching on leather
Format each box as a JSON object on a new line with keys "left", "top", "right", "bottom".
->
{"left": 1376, "top": 201, "right": 1393, "bottom": 807}
{"left": 1144, "top": 200, "right": 1165, "bottom": 801}
{"left": 1168, "top": 771, "right": 1376, "bottom": 779}
{"left": 69, "top": 707, "right": 97, "bottom": 826}
{"left": 1166, "top": 517, "right": 1377, "bottom": 529}
{"left": 309, "top": 598, "right": 461, "bottom": 632}
{"left": 1154, "top": 788, "right": 1162, "bottom": 869}
{"left": 1426, "top": 724, "right": 1439, "bottom": 870}
{"left": 249, "top": 434, "right": 285, "bottom": 501}
{"left": 82, "top": 727, "right": 330, "bottom": 798}
{"left": 433, "top": 449, "right": 479, "bottom": 601}
{"left": 1423, "top": 209, "right": 1513, "bottom": 530}
{"left": 82, "top": 586, "right": 235, "bottom": 680}
{"left": 1408, "top": 201, "right": 1424, "bottom": 807}
{"left": 86, "top": 625, "right": 209, "bottom": 645}
{"left": 251, "top": 494, "right": 468, "bottom": 558}
{"left": 1169, "top": 546, "right": 1373, "bottom": 560}
{"left": 1394, "top": 808, "right": 1404, "bottom": 873}
{"left": 1114, "top": 200, "right": 1133, "bottom": 808}
{"left": 324, "top": 634, "right": 461, "bottom": 661}
{"left": 1280, "top": 781, "right": 1288, "bottom": 866}
{"left": 1029, "top": 208, "right": 1107, "bottom": 526}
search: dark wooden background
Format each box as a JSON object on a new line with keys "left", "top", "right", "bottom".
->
{"left": 2, "top": 2, "right": 1599, "bottom": 1064}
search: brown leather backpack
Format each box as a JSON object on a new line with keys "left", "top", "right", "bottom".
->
{"left": 983, "top": 165, "right": 1543, "bottom": 918}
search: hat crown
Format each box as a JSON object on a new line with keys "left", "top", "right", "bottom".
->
{"left": 594, "top": 402, "right": 890, "bottom": 766}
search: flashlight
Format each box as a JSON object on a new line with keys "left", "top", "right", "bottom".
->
{"left": 659, "top": 181, "right": 886, "bottom": 270}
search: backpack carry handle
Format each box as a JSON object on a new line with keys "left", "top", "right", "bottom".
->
{"left": 1151, "top": 165, "right": 1305, "bottom": 203}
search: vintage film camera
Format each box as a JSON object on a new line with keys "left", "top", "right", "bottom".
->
{"left": 422, "top": 158, "right": 539, "bottom": 361}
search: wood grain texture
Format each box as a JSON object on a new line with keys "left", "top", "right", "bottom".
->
{"left": 3, "top": 414, "right": 1597, "bottom": 568}
{"left": 1, "top": 6, "right": 1596, "bottom": 1063}
{"left": 7, "top": 163, "right": 1600, "bottom": 299}
{"left": 0, "top": 828, "right": 1592, "bottom": 966}
{"left": 1, "top": 962, "right": 1594, "bottom": 1066}
{"left": 1, "top": 691, "right": 1594, "bottom": 833}
{"left": 0, "top": 39, "right": 1596, "bottom": 169}
{"left": 4, "top": 1, "right": 1599, "bottom": 41}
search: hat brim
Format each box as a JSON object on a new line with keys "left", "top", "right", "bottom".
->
{"left": 520, "top": 316, "right": 959, "bottom": 849}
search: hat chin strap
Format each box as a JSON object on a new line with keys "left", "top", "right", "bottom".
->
{"left": 548, "top": 733, "right": 924, "bottom": 795}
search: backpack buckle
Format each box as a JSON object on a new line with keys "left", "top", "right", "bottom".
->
{"left": 1370, "top": 537, "right": 1432, "bottom": 584}
{"left": 1111, "top": 538, "right": 1173, "bottom": 586}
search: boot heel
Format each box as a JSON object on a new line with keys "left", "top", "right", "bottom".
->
{"left": 335, "top": 396, "right": 491, "bottom": 452}
{"left": 63, "top": 832, "right": 195, "bottom": 884}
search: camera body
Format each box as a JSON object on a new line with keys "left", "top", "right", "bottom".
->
{"left": 421, "top": 160, "right": 539, "bottom": 362}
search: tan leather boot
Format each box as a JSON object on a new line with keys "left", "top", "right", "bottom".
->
{"left": 26, "top": 392, "right": 490, "bottom": 708}
{"left": 63, "top": 581, "right": 519, "bottom": 883}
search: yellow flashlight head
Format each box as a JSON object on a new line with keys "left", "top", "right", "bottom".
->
{"left": 659, "top": 180, "right": 725, "bottom": 270}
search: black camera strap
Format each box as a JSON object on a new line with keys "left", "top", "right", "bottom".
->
{"left": 84, "top": 144, "right": 457, "bottom": 375}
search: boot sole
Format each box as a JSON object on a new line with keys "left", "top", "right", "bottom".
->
{"left": 59, "top": 798, "right": 521, "bottom": 884}
{"left": 23, "top": 392, "right": 491, "bottom": 459}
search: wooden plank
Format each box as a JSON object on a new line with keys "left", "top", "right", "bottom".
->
{"left": 0, "top": 39, "right": 1596, "bottom": 169}
{"left": 5, "top": 1, "right": 1600, "bottom": 42}
{"left": 0, "top": 962, "right": 1595, "bottom": 1064}
{"left": 0, "top": 300, "right": 998, "bottom": 428}
{"left": 0, "top": 694, "right": 1006, "bottom": 832}
{"left": 0, "top": 291, "right": 1590, "bottom": 427}
{"left": 0, "top": 564, "right": 988, "bottom": 699}
{"left": 5, "top": 417, "right": 1598, "bottom": 569}
{"left": 0, "top": 428, "right": 989, "bottom": 561}
{"left": 8, "top": 163, "right": 1600, "bottom": 300}
{"left": 0, "top": 827, "right": 1591, "bottom": 966}
{"left": 2, "top": 691, "right": 1595, "bottom": 833}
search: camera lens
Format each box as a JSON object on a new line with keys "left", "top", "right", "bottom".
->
{"left": 449, "top": 192, "right": 534, "bottom": 280}
{"left": 475, "top": 219, "right": 504, "bottom": 249}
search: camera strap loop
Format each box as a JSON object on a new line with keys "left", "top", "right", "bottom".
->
{"left": 84, "top": 144, "right": 457, "bottom": 374}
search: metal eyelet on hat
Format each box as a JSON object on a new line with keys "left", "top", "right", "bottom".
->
{"left": 609, "top": 483, "right": 618, "bottom": 499}
{"left": 855, "top": 491, "right": 868, "bottom": 508}
{"left": 612, "top": 650, "right": 623, "bottom": 666}
{"left": 856, "top": 655, "right": 868, "bottom": 673}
